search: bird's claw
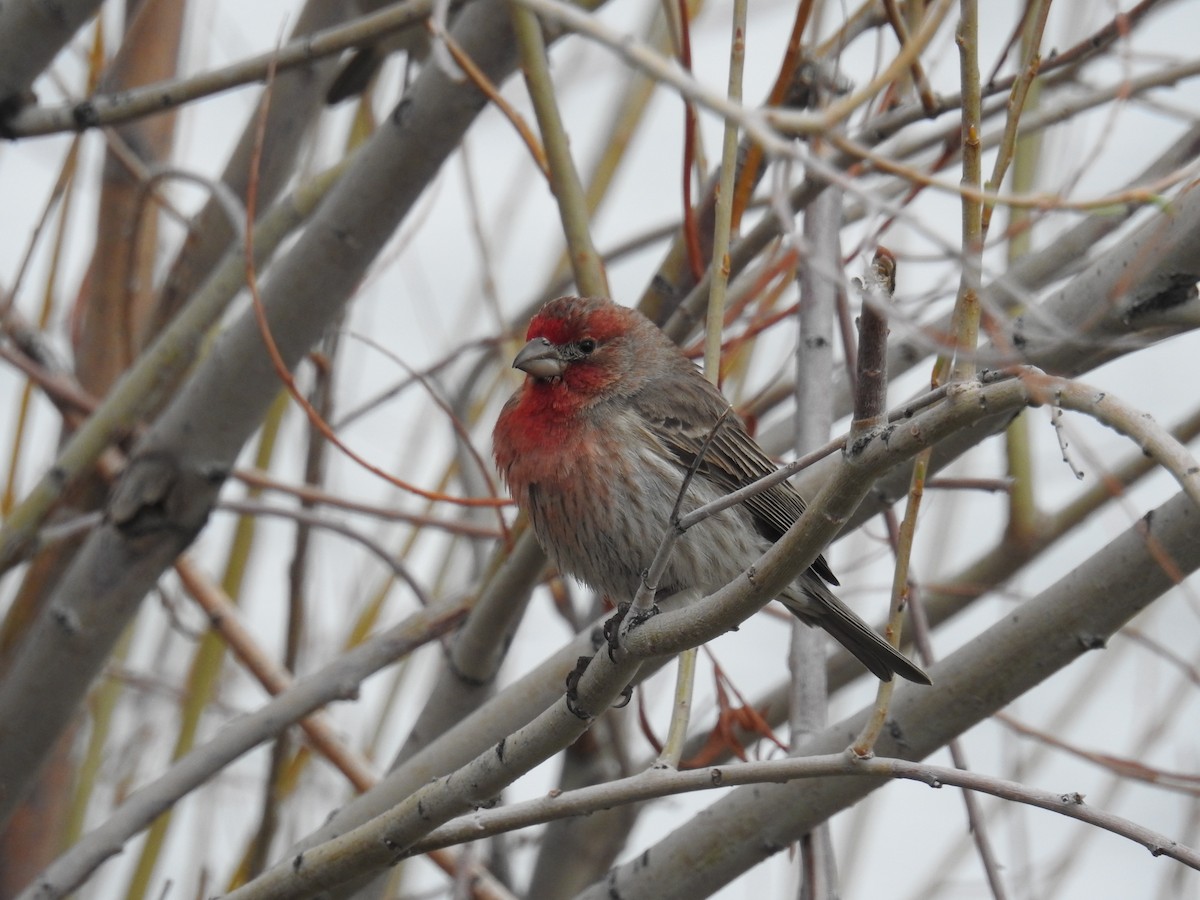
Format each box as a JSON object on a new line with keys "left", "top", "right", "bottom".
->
{"left": 601, "top": 601, "right": 660, "bottom": 660}
{"left": 627, "top": 603, "right": 660, "bottom": 630}
{"left": 564, "top": 654, "right": 635, "bottom": 716}
{"left": 564, "top": 655, "right": 593, "bottom": 719}
{"left": 601, "top": 602, "right": 630, "bottom": 660}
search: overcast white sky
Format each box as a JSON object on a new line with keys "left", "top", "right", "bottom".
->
{"left": 1, "top": 2, "right": 1199, "bottom": 898}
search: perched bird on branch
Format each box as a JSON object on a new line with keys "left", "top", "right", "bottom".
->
{"left": 494, "top": 295, "right": 929, "bottom": 685}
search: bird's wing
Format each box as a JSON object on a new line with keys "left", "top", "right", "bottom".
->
{"left": 627, "top": 371, "right": 839, "bottom": 586}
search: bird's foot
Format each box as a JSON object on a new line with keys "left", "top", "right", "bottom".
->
{"left": 601, "top": 601, "right": 659, "bottom": 660}
{"left": 564, "top": 654, "right": 635, "bottom": 717}
{"left": 564, "top": 655, "right": 594, "bottom": 719}
{"left": 602, "top": 601, "right": 630, "bottom": 660}
{"left": 627, "top": 603, "right": 660, "bottom": 630}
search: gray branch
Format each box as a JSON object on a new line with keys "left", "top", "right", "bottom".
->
{"left": 0, "top": 0, "right": 104, "bottom": 110}
{"left": 17, "top": 596, "right": 466, "bottom": 900}
{"left": 0, "top": 0, "right": 522, "bottom": 828}
{"left": 577, "top": 487, "right": 1200, "bottom": 899}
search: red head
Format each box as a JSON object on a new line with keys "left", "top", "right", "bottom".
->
{"left": 510, "top": 296, "right": 661, "bottom": 404}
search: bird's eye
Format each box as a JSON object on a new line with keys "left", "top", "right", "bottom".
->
{"left": 577, "top": 338, "right": 596, "bottom": 354}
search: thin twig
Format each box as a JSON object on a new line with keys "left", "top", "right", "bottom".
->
{"left": 850, "top": 254, "right": 908, "bottom": 756}
{"left": 510, "top": 2, "right": 607, "bottom": 295}
{"left": 230, "top": 468, "right": 504, "bottom": 539}
{"left": 3, "top": 0, "right": 440, "bottom": 137}
{"left": 215, "top": 500, "right": 432, "bottom": 604}
{"left": 407, "top": 754, "right": 1200, "bottom": 871}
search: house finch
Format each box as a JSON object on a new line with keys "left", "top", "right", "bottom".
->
{"left": 493, "top": 295, "right": 929, "bottom": 685}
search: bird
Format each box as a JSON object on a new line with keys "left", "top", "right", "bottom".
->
{"left": 492, "top": 295, "right": 930, "bottom": 685}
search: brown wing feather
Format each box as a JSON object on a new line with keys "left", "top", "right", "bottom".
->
{"left": 627, "top": 367, "right": 839, "bottom": 586}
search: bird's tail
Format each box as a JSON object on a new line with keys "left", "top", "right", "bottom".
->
{"left": 783, "top": 577, "right": 931, "bottom": 685}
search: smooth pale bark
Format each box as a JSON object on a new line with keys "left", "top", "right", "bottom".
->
{"left": 144, "top": 0, "right": 358, "bottom": 350}
{"left": 17, "top": 597, "right": 467, "bottom": 900}
{"left": 0, "top": 0, "right": 523, "bottom": 828}
{"left": 0, "top": 0, "right": 104, "bottom": 109}
{"left": 577, "top": 489, "right": 1200, "bottom": 899}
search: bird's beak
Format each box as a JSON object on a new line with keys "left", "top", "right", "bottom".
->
{"left": 512, "top": 337, "right": 567, "bottom": 379}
